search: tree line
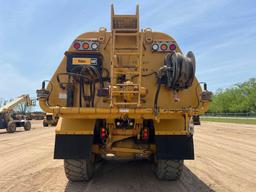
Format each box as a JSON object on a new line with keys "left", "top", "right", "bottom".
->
{"left": 208, "top": 78, "right": 256, "bottom": 113}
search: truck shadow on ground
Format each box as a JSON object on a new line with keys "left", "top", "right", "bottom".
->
{"left": 65, "top": 160, "right": 214, "bottom": 192}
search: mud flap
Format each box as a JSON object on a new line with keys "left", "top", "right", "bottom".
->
{"left": 54, "top": 134, "right": 93, "bottom": 159}
{"left": 155, "top": 135, "right": 194, "bottom": 160}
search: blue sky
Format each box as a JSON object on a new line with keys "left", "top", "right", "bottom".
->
{"left": 0, "top": 0, "right": 256, "bottom": 100}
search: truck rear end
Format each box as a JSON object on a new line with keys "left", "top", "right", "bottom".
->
{"left": 37, "top": 5, "right": 211, "bottom": 181}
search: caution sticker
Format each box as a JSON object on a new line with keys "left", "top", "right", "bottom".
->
{"left": 72, "top": 58, "right": 91, "bottom": 65}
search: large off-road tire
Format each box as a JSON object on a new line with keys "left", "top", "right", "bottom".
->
{"left": 52, "top": 122, "right": 57, "bottom": 126}
{"left": 43, "top": 120, "right": 48, "bottom": 127}
{"left": 155, "top": 160, "right": 184, "bottom": 180}
{"left": 6, "top": 122, "right": 16, "bottom": 133}
{"left": 24, "top": 121, "right": 31, "bottom": 131}
{"left": 64, "top": 158, "right": 95, "bottom": 182}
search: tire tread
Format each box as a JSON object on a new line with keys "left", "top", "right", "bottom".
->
{"left": 155, "top": 160, "right": 183, "bottom": 180}
{"left": 64, "top": 159, "right": 94, "bottom": 182}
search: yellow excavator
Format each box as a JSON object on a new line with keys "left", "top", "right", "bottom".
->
{"left": 0, "top": 95, "right": 33, "bottom": 133}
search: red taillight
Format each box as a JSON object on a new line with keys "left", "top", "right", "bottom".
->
{"left": 73, "top": 42, "right": 81, "bottom": 49}
{"left": 101, "top": 128, "right": 106, "bottom": 138}
{"left": 160, "top": 44, "right": 167, "bottom": 51}
{"left": 142, "top": 128, "right": 149, "bottom": 140}
{"left": 169, "top": 44, "right": 176, "bottom": 50}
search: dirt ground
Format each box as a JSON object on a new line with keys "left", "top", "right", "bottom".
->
{"left": 0, "top": 121, "right": 255, "bottom": 192}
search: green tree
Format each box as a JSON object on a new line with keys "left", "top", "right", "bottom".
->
{"left": 208, "top": 78, "right": 256, "bottom": 113}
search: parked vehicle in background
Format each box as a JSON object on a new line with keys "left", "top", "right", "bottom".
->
{"left": 0, "top": 95, "right": 33, "bottom": 133}
{"left": 43, "top": 113, "right": 59, "bottom": 127}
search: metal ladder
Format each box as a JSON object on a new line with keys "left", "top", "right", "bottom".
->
{"left": 110, "top": 5, "right": 142, "bottom": 107}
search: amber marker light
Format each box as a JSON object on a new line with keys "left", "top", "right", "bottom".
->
{"left": 82, "top": 42, "right": 89, "bottom": 49}
{"left": 160, "top": 44, "right": 167, "bottom": 51}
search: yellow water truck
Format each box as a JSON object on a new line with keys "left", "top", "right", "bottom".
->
{"left": 37, "top": 5, "right": 211, "bottom": 181}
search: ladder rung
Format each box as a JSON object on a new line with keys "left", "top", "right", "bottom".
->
{"left": 114, "top": 102, "right": 139, "bottom": 105}
{"left": 113, "top": 29, "right": 138, "bottom": 32}
{"left": 116, "top": 48, "right": 139, "bottom": 50}
{"left": 114, "top": 71, "right": 139, "bottom": 75}
{"left": 113, "top": 66, "right": 139, "bottom": 74}
{"left": 114, "top": 33, "right": 138, "bottom": 36}
{"left": 115, "top": 52, "right": 140, "bottom": 56}
{"left": 112, "top": 15, "right": 138, "bottom": 18}
{"left": 116, "top": 84, "right": 139, "bottom": 86}
{"left": 112, "top": 90, "right": 139, "bottom": 93}
{"left": 114, "top": 66, "right": 137, "bottom": 69}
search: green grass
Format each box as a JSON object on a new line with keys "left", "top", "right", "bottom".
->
{"left": 201, "top": 117, "right": 256, "bottom": 125}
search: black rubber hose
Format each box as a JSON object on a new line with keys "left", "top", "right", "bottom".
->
{"left": 79, "top": 78, "right": 82, "bottom": 107}
{"left": 131, "top": 71, "right": 157, "bottom": 80}
{"left": 57, "top": 73, "right": 93, "bottom": 86}
{"left": 81, "top": 81, "right": 88, "bottom": 107}
{"left": 88, "top": 65, "right": 104, "bottom": 88}
{"left": 57, "top": 65, "right": 104, "bottom": 108}
{"left": 90, "top": 86, "right": 94, "bottom": 107}
{"left": 79, "top": 66, "right": 97, "bottom": 107}
{"left": 92, "top": 83, "right": 96, "bottom": 107}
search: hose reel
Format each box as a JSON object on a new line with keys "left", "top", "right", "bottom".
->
{"left": 158, "top": 51, "right": 196, "bottom": 90}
